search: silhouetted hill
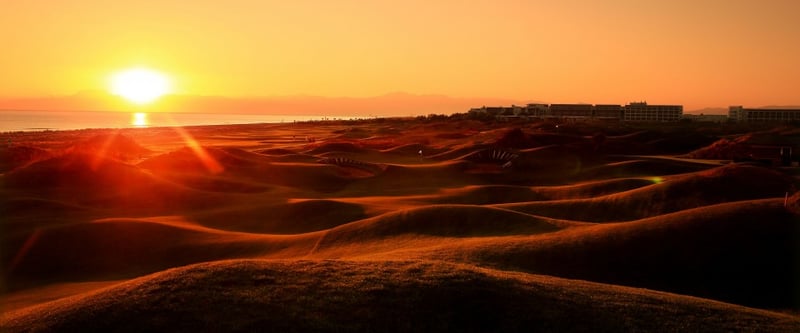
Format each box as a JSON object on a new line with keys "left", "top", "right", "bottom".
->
{"left": 3, "top": 260, "right": 797, "bottom": 333}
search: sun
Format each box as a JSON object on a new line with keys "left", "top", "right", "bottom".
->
{"left": 110, "top": 68, "right": 171, "bottom": 105}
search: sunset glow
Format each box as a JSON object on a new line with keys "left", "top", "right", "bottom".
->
{"left": 1, "top": 1, "right": 799, "bottom": 112}
{"left": 4, "top": 2, "right": 800, "bottom": 331}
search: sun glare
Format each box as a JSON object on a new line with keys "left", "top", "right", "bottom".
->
{"left": 132, "top": 112, "right": 149, "bottom": 127}
{"left": 110, "top": 68, "right": 171, "bottom": 105}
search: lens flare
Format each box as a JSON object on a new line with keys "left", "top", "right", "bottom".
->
{"left": 171, "top": 126, "right": 224, "bottom": 174}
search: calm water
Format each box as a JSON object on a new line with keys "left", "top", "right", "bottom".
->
{"left": 0, "top": 110, "right": 356, "bottom": 132}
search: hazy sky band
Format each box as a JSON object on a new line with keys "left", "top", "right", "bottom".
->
{"left": 1, "top": 0, "right": 798, "bottom": 111}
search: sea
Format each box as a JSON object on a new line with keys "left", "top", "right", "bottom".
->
{"left": 0, "top": 110, "right": 360, "bottom": 132}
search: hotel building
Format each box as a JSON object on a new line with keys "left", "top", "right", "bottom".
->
{"left": 622, "top": 102, "right": 683, "bottom": 122}
{"left": 594, "top": 104, "right": 624, "bottom": 119}
{"left": 470, "top": 102, "right": 682, "bottom": 122}
{"left": 728, "top": 106, "right": 800, "bottom": 122}
{"left": 548, "top": 104, "right": 594, "bottom": 118}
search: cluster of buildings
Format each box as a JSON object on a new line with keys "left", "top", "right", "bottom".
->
{"left": 469, "top": 102, "right": 800, "bottom": 123}
{"left": 728, "top": 106, "right": 800, "bottom": 123}
{"left": 469, "top": 102, "right": 682, "bottom": 122}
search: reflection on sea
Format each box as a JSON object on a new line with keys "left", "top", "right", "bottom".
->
{"left": 132, "top": 112, "right": 149, "bottom": 127}
{"left": 0, "top": 110, "right": 362, "bottom": 132}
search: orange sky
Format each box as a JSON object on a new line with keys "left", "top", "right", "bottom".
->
{"left": 1, "top": 0, "right": 799, "bottom": 112}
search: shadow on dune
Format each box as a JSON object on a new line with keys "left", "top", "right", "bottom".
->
{"left": 2, "top": 218, "right": 317, "bottom": 290}
{"left": 599, "top": 130, "right": 717, "bottom": 155}
{"left": 425, "top": 178, "right": 656, "bottom": 205}
{"left": 339, "top": 162, "right": 477, "bottom": 195}
{"left": 69, "top": 133, "right": 151, "bottom": 160}
{"left": 459, "top": 199, "right": 800, "bottom": 309}
{"left": 5, "top": 152, "right": 152, "bottom": 190}
{"left": 303, "top": 142, "right": 367, "bottom": 155}
{"left": 493, "top": 128, "right": 589, "bottom": 150}
{"left": 139, "top": 146, "right": 358, "bottom": 193}
{"left": 3, "top": 152, "right": 229, "bottom": 212}
{"left": 311, "top": 205, "right": 564, "bottom": 255}
{"left": 428, "top": 185, "right": 547, "bottom": 205}
{"left": 497, "top": 163, "right": 798, "bottom": 222}
{"left": 0, "top": 145, "right": 51, "bottom": 173}
{"left": 191, "top": 199, "right": 368, "bottom": 234}
{"left": 576, "top": 158, "right": 714, "bottom": 180}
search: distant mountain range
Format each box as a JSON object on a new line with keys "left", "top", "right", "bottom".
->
{"left": 2, "top": 92, "right": 796, "bottom": 116}
{"left": 0, "top": 91, "right": 531, "bottom": 117}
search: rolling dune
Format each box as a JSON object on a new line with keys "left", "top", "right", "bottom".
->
{"left": 424, "top": 199, "right": 800, "bottom": 309}
{"left": 422, "top": 178, "right": 655, "bottom": 205}
{"left": 2, "top": 151, "right": 231, "bottom": 214}
{"left": 191, "top": 199, "right": 368, "bottom": 234}
{"left": 0, "top": 146, "right": 51, "bottom": 173}
{"left": 496, "top": 163, "right": 797, "bottom": 221}
{"left": 2, "top": 260, "right": 797, "bottom": 332}
{"left": 576, "top": 158, "right": 714, "bottom": 180}
{"left": 311, "top": 205, "right": 565, "bottom": 252}
{"left": 2, "top": 119, "right": 799, "bottom": 331}
{"left": 4, "top": 216, "right": 318, "bottom": 290}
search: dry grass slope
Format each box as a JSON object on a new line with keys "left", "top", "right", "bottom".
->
{"left": 312, "top": 205, "right": 564, "bottom": 253}
{"left": 4, "top": 120, "right": 800, "bottom": 331}
{"left": 497, "top": 163, "right": 796, "bottom": 222}
{"left": 4, "top": 218, "right": 317, "bottom": 290}
{"left": 190, "top": 199, "right": 368, "bottom": 234}
{"left": 449, "top": 199, "right": 800, "bottom": 308}
{"left": 3, "top": 260, "right": 797, "bottom": 333}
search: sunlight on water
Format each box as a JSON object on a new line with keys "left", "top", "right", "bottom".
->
{"left": 132, "top": 112, "right": 149, "bottom": 127}
{"left": 0, "top": 110, "right": 362, "bottom": 132}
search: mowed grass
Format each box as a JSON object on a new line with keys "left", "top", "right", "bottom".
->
{"left": 2, "top": 260, "right": 798, "bottom": 333}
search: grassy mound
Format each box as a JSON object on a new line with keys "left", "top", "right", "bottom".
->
{"left": 577, "top": 159, "right": 713, "bottom": 180}
{"left": 68, "top": 133, "right": 151, "bottom": 161}
{"left": 3, "top": 218, "right": 279, "bottom": 286}
{"left": 463, "top": 199, "right": 800, "bottom": 309}
{"left": 304, "top": 142, "right": 367, "bottom": 154}
{"left": 0, "top": 145, "right": 51, "bottom": 173}
{"left": 312, "top": 205, "right": 563, "bottom": 254}
{"left": 5, "top": 152, "right": 151, "bottom": 189}
{"left": 192, "top": 199, "right": 367, "bottom": 234}
{"left": 498, "top": 163, "right": 796, "bottom": 222}
{"left": 3, "top": 260, "right": 797, "bottom": 333}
